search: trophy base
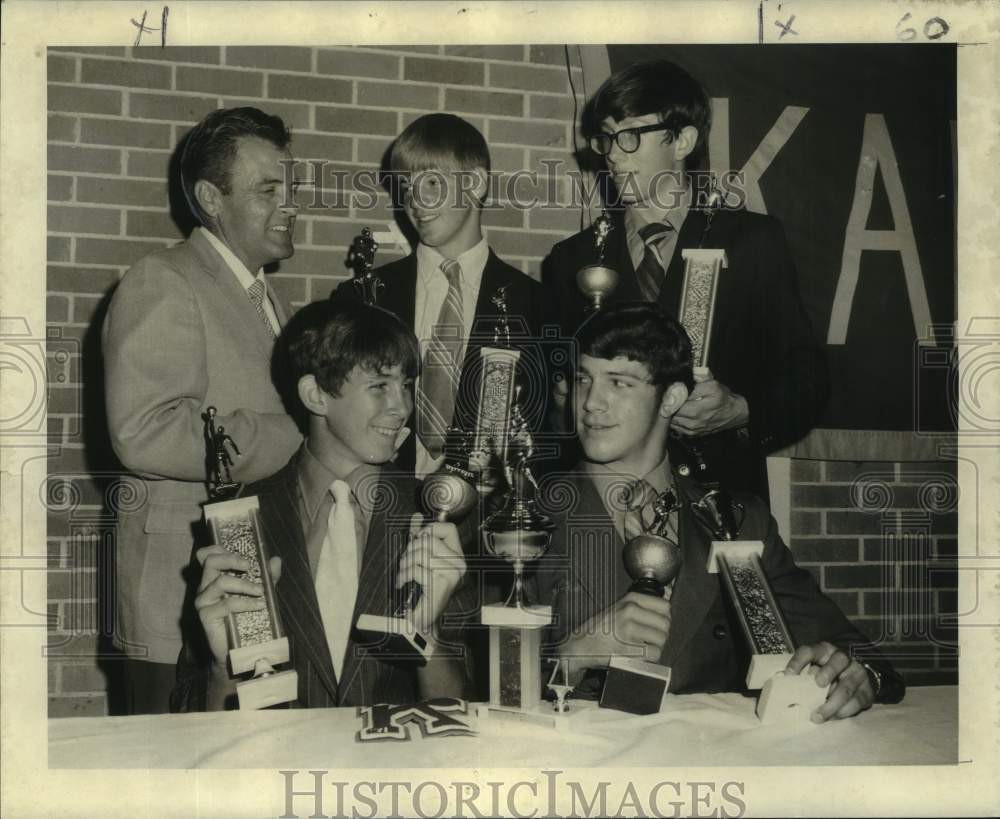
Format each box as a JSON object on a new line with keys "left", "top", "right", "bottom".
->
{"left": 481, "top": 603, "right": 552, "bottom": 628}
{"left": 599, "top": 656, "right": 671, "bottom": 715}
{"left": 756, "top": 666, "right": 829, "bottom": 724}
{"left": 229, "top": 637, "right": 290, "bottom": 676}
{"left": 236, "top": 668, "right": 298, "bottom": 710}
{"left": 477, "top": 699, "right": 597, "bottom": 732}
{"left": 746, "top": 652, "right": 795, "bottom": 690}
{"left": 354, "top": 614, "right": 430, "bottom": 665}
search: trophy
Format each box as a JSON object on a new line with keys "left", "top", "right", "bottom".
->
{"left": 622, "top": 489, "right": 683, "bottom": 597}
{"left": 480, "top": 392, "right": 556, "bottom": 719}
{"left": 576, "top": 209, "right": 619, "bottom": 312}
{"left": 347, "top": 227, "right": 383, "bottom": 305}
{"left": 698, "top": 489, "right": 829, "bottom": 721}
{"left": 599, "top": 489, "right": 683, "bottom": 716}
{"left": 201, "top": 408, "right": 298, "bottom": 710}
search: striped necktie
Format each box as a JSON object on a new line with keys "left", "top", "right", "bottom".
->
{"left": 635, "top": 221, "right": 674, "bottom": 302}
{"left": 416, "top": 258, "right": 465, "bottom": 458}
{"left": 246, "top": 278, "right": 276, "bottom": 338}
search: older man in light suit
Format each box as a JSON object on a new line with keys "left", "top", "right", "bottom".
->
{"left": 103, "top": 108, "right": 303, "bottom": 713}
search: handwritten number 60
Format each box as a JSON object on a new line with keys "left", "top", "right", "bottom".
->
{"left": 896, "top": 13, "right": 950, "bottom": 41}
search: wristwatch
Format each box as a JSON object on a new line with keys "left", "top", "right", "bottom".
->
{"left": 859, "top": 661, "right": 883, "bottom": 700}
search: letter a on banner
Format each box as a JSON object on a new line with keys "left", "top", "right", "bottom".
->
{"left": 828, "top": 113, "right": 935, "bottom": 345}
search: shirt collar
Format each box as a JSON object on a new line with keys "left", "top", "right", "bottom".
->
{"left": 416, "top": 235, "right": 489, "bottom": 289}
{"left": 297, "top": 442, "right": 381, "bottom": 525}
{"left": 198, "top": 226, "right": 266, "bottom": 293}
{"left": 625, "top": 184, "right": 692, "bottom": 246}
{"left": 584, "top": 453, "right": 674, "bottom": 515}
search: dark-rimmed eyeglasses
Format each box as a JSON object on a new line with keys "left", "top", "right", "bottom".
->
{"left": 588, "top": 123, "right": 675, "bottom": 157}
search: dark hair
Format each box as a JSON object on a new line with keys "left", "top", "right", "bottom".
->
{"left": 583, "top": 59, "right": 712, "bottom": 169}
{"left": 576, "top": 302, "right": 694, "bottom": 392}
{"left": 388, "top": 113, "right": 491, "bottom": 197}
{"left": 283, "top": 297, "right": 420, "bottom": 399}
{"left": 180, "top": 107, "right": 291, "bottom": 225}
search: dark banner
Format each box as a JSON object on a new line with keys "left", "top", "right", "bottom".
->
{"left": 608, "top": 45, "right": 956, "bottom": 446}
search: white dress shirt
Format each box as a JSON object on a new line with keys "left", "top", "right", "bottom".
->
{"left": 413, "top": 236, "right": 489, "bottom": 477}
{"left": 199, "top": 226, "right": 281, "bottom": 334}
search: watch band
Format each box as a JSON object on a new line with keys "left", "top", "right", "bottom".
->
{"left": 859, "top": 661, "right": 883, "bottom": 700}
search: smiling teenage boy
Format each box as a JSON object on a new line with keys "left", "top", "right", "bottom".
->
{"left": 338, "top": 113, "right": 545, "bottom": 479}
{"left": 186, "top": 298, "right": 470, "bottom": 710}
{"left": 534, "top": 303, "right": 903, "bottom": 722}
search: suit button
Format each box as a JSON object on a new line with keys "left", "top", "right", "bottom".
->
{"left": 713, "top": 624, "right": 727, "bottom": 640}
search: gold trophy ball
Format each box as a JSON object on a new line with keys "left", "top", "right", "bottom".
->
{"left": 421, "top": 471, "right": 478, "bottom": 522}
{"left": 623, "top": 534, "right": 683, "bottom": 587}
{"left": 577, "top": 264, "right": 619, "bottom": 309}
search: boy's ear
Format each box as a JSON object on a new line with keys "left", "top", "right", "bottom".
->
{"left": 469, "top": 166, "right": 489, "bottom": 204}
{"left": 658, "top": 381, "right": 689, "bottom": 419}
{"left": 297, "top": 374, "right": 327, "bottom": 417}
{"left": 673, "top": 126, "right": 699, "bottom": 163}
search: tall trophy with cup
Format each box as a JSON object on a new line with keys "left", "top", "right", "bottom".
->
{"left": 576, "top": 209, "right": 619, "bottom": 313}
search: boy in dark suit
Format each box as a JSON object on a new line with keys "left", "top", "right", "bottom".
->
{"left": 338, "top": 113, "right": 546, "bottom": 479}
{"left": 535, "top": 303, "right": 903, "bottom": 721}
{"left": 187, "top": 299, "right": 471, "bottom": 710}
{"left": 542, "top": 60, "right": 828, "bottom": 500}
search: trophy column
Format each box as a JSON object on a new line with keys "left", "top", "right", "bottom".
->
{"left": 678, "top": 248, "right": 727, "bottom": 376}
{"left": 202, "top": 408, "right": 298, "bottom": 710}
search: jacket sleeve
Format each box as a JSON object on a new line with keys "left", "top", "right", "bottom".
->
{"left": 753, "top": 499, "right": 905, "bottom": 703}
{"left": 102, "top": 256, "right": 301, "bottom": 483}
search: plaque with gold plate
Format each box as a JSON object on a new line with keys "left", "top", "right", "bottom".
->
{"left": 698, "top": 488, "right": 830, "bottom": 722}
{"left": 201, "top": 407, "right": 298, "bottom": 710}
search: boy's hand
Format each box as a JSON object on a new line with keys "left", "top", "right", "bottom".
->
{"left": 397, "top": 514, "right": 467, "bottom": 635}
{"left": 671, "top": 369, "right": 749, "bottom": 436}
{"left": 558, "top": 591, "right": 672, "bottom": 677}
{"left": 786, "top": 641, "right": 875, "bottom": 722}
{"left": 193, "top": 545, "right": 282, "bottom": 671}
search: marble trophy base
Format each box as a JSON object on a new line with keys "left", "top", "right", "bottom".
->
{"left": 477, "top": 697, "right": 597, "bottom": 732}
{"left": 481, "top": 603, "right": 552, "bottom": 723}
{"left": 756, "top": 666, "right": 831, "bottom": 724}
{"left": 599, "top": 656, "right": 672, "bottom": 715}
{"left": 354, "top": 613, "right": 431, "bottom": 665}
{"left": 236, "top": 665, "right": 299, "bottom": 711}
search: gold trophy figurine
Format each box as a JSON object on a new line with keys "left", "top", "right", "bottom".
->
{"left": 576, "top": 209, "right": 619, "bottom": 312}
{"left": 347, "top": 227, "right": 383, "bottom": 306}
{"left": 201, "top": 407, "right": 298, "bottom": 710}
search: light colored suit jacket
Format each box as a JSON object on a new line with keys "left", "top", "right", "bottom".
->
{"left": 102, "top": 228, "right": 302, "bottom": 663}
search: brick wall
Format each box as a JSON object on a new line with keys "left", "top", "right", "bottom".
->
{"left": 45, "top": 45, "right": 957, "bottom": 717}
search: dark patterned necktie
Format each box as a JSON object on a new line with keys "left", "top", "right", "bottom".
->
{"left": 415, "top": 258, "right": 464, "bottom": 458}
{"left": 635, "top": 221, "right": 674, "bottom": 302}
{"left": 247, "top": 278, "right": 276, "bottom": 338}
{"left": 623, "top": 479, "right": 657, "bottom": 541}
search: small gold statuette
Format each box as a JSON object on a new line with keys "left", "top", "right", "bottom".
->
{"left": 348, "top": 227, "right": 383, "bottom": 306}
{"left": 202, "top": 407, "right": 298, "bottom": 710}
{"left": 576, "top": 209, "right": 619, "bottom": 312}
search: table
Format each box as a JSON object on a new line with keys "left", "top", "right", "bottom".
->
{"left": 48, "top": 686, "right": 956, "bottom": 769}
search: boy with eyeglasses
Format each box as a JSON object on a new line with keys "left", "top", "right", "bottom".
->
{"left": 542, "top": 59, "right": 828, "bottom": 501}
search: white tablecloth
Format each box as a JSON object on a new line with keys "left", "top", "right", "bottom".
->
{"left": 48, "top": 685, "right": 956, "bottom": 769}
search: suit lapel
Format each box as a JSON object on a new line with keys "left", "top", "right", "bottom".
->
{"left": 189, "top": 229, "right": 277, "bottom": 359}
{"left": 378, "top": 256, "right": 418, "bottom": 332}
{"left": 261, "top": 466, "right": 339, "bottom": 702}
{"left": 660, "top": 476, "right": 722, "bottom": 666}
{"left": 339, "top": 479, "right": 408, "bottom": 702}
